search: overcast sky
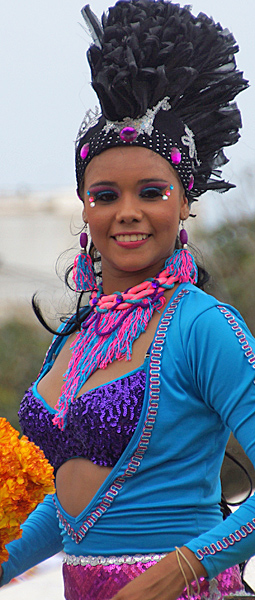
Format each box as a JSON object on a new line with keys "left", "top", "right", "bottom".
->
{"left": 1, "top": 0, "right": 255, "bottom": 193}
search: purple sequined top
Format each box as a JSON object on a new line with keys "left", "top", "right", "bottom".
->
{"left": 18, "top": 371, "right": 146, "bottom": 472}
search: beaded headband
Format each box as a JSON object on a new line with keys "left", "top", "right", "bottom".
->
{"left": 75, "top": 1, "right": 248, "bottom": 203}
{"left": 76, "top": 97, "right": 198, "bottom": 200}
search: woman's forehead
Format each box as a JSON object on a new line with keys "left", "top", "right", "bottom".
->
{"left": 85, "top": 146, "right": 178, "bottom": 181}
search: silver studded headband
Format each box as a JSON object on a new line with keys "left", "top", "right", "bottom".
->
{"left": 75, "top": 97, "right": 199, "bottom": 202}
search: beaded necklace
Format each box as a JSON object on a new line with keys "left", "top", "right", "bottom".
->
{"left": 53, "top": 249, "right": 197, "bottom": 430}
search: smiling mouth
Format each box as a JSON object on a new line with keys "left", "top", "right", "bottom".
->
{"left": 114, "top": 234, "right": 150, "bottom": 242}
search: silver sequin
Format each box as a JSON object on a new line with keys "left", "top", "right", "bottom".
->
{"left": 103, "top": 97, "right": 172, "bottom": 137}
{"left": 63, "top": 552, "right": 166, "bottom": 566}
{"left": 76, "top": 106, "right": 101, "bottom": 146}
{"left": 181, "top": 125, "right": 200, "bottom": 166}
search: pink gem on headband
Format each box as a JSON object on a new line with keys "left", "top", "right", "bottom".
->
{"left": 171, "top": 147, "right": 182, "bottom": 165}
{"left": 188, "top": 175, "right": 194, "bottom": 191}
{"left": 80, "top": 143, "right": 90, "bottom": 160}
{"left": 120, "top": 127, "right": 138, "bottom": 143}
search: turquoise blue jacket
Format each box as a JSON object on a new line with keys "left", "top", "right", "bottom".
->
{"left": 2, "top": 284, "right": 255, "bottom": 585}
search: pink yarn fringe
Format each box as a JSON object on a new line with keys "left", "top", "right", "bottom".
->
{"left": 53, "top": 298, "right": 164, "bottom": 429}
{"left": 73, "top": 253, "right": 96, "bottom": 292}
{"left": 53, "top": 250, "right": 198, "bottom": 430}
{"left": 164, "top": 249, "right": 197, "bottom": 284}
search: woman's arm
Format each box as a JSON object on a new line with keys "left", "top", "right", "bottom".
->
{"left": 109, "top": 301, "right": 255, "bottom": 599}
{"left": 108, "top": 546, "right": 207, "bottom": 600}
{"left": 0, "top": 494, "right": 63, "bottom": 587}
{"left": 183, "top": 302, "right": 255, "bottom": 578}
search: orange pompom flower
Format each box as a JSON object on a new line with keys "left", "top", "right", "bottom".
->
{"left": 0, "top": 418, "right": 55, "bottom": 564}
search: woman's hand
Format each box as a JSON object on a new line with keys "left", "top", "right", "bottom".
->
{"left": 109, "top": 547, "right": 207, "bottom": 600}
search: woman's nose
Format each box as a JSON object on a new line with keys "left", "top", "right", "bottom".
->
{"left": 115, "top": 194, "right": 143, "bottom": 223}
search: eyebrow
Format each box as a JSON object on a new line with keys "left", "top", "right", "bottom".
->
{"left": 89, "top": 178, "right": 169, "bottom": 187}
{"left": 139, "top": 179, "right": 168, "bottom": 184}
{"left": 89, "top": 181, "right": 116, "bottom": 186}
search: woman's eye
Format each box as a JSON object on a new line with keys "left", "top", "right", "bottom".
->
{"left": 94, "top": 190, "right": 118, "bottom": 202}
{"left": 140, "top": 187, "right": 164, "bottom": 199}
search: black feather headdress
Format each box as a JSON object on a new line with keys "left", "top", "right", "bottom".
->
{"left": 75, "top": 0, "right": 248, "bottom": 202}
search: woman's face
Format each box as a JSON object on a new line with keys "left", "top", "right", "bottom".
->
{"left": 82, "top": 146, "right": 189, "bottom": 284}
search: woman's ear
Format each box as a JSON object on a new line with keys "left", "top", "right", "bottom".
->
{"left": 180, "top": 195, "right": 190, "bottom": 221}
{"left": 82, "top": 204, "right": 88, "bottom": 224}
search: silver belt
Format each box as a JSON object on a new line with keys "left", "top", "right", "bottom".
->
{"left": 63, "top": 553, "right": 166, "bottom": 566}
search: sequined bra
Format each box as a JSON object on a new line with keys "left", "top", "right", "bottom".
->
{"left": 18, "top": 370, "right": 146, "bottom": 473}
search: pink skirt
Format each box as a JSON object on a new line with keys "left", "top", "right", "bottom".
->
{"left": 62, "top": 553, "right": 245, "bottom": 600}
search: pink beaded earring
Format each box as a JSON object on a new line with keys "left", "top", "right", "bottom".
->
{"left": 72, "top": 227, "right": 96, "bottom": 292}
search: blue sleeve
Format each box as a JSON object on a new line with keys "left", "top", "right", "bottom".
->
{"left": 1, "top": 313, "right": 93, "bottom": 586}
{"left": 184, "top": 303, "right": 255, "bottom": 579}
{"left": 1, "top": 494, "right": 63, "bottom": 587}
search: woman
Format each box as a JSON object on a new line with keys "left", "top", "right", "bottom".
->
{"left": 1, "top": 2, "right": 255, "bottom": 599}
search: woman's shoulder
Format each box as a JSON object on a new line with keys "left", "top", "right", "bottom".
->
{"left": 180, "top": 282, "right": 245, "bottom": 319}
{"left": 176, "top": 282, "right": 254, "bottom": 341}
{"left": 180, "top": 282, "right": 221, "bottom": 308}
{"left": 173, "top": 283, "right": 222, "bottom": 328}
{"left": 176, "top": 283, "right": 255, "bottom": 352}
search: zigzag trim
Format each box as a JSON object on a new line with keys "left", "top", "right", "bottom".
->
{"left": 217, "top": 306, "right": 255, "bottom": 382}
{"left": 195, "top": 519, "right": 255, "bottom": 560}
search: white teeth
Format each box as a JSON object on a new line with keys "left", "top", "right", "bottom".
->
{"left": 115, "top": 234, "right": 149, "bottom": 242}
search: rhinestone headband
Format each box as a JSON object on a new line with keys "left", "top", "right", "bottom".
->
{"left": 75, "top": 97, "right": 199, "bottom": 202}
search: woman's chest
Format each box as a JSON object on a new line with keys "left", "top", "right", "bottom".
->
{"left": 37, "top": 293, "right": 174, "bottom": 409}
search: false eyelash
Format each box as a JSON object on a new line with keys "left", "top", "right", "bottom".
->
{"left": 139, "top": 186, "right": 167, "bottom": 198}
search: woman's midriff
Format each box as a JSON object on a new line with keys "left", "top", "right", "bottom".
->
{"left": 55, "top": 458, "right": 112, "bottom": 517}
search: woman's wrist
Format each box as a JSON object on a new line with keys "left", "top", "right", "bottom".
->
{"left": 159, "top": 546, "right": 208, "bottom": 598}
{"left": 162, "top": 546, "right": 208, "bottom": 600}
{"left": 178, "top": 546, "right": 207, "bottom": 581}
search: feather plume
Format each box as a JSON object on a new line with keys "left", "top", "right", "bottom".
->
{"left": 81, "top": 5, "right": 103, "bottom": 49}
{"left": 80, "top": 0, "right": 249, "bottom": 198}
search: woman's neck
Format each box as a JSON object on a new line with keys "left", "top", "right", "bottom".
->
{"left": 100, "top": 259, "right": 167, "bottom": 295}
